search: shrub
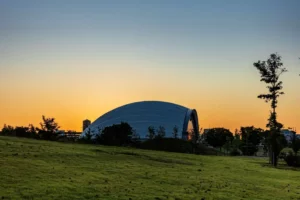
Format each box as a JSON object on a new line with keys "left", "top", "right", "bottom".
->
{"left": 240, "top": 143, "right": 258, "bottom": 156}
{"left": 140, "top": 138, "right": 218, "bottom": 155}
{"left": 284, "top": 153, "right": 296, "bottom": 166}
{"left": 140, "top": 138, "right": 193, "bottom": 153}
{"left": 230, "top": 148, "right": 241, "bottom": 156}
{"left": 282, "top": 151, "right": 300, "bottom": 167}
{"left": 99, "top": 122, "right": 133, "bottom": 146}
{"left": 38, "top": 130, "right": 58, "bottom": 141}
{"left": 278, "top": 151, "right": 288, "bottom": 159}
{"left": 194, "top": 144, "right": 219, "bottom": 155}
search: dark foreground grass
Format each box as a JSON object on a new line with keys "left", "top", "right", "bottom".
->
{"left": 0, "top": 136, "right": 299, "bottom": 200}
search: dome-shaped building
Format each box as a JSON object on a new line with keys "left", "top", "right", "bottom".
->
{"left": 81, "top": 101, "right": 199, "bottom": 140}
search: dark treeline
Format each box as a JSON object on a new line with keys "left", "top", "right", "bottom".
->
{"left": 1, "top": 116, "right": 77, "bottom": 141}
{"left": 79, "top": 122, "right": 218, "bottom": 155}
{"left": 1, "top": 116, "right": 300, "bottom": 167}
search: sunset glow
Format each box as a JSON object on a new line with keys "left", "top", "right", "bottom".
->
{"left": 1, "top": 0, "right": 299, "bottom": 133}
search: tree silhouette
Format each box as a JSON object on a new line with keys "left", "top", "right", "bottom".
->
{"left": 190, "top": 129, "right": 200, "bottom": 144}
{"left": 130, "top": 129, "right": 141, "bottom": 147}
{"left": 203, "top": 128, "right": 233, "bottom": 149}
{"left": 1, "top": 124, "right": 15, "bottom": 136}
{"left": 28, "top": 124, "right": 37, "bottom": 138}
{"left": 100, "top": 122, "right": 133, "bottom": 146}
{"left": 147, "top": 126, "right": 156, "bottom": 139}
{"left": 253, "top": 53, "right": 287, "bottom": 166}
{"left": 172, "top": 125, "right": 178, "bottom": 138}
{"left": 39, "top": 115, "right": 60, "bottom": 133}
{"left": 240, "top": 126, "right": 264, "bottom": 156}
{"left": 156, "top": 126, "right": 166, "bottom": 138}
{"left": 292, "top": 133, "right": 300, "bottom": 156}
{"left": 38, "top": 116, "right": 60, "bottom": 140}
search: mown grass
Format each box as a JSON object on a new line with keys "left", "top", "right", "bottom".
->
{"left": 0, "top": 136, "right": 299, "bottom": 200}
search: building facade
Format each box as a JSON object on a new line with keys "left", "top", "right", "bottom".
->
{"left": 80, "top": 101, "right": 199, "bottom": 140}
{"left": 82, "top": 119, "right": 91, "bottom": 132}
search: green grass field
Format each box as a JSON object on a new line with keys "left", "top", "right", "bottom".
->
{"left": 0, "top": 136, "right": 299, "bottom": 200}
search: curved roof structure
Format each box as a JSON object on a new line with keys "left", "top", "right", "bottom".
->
{"left": 81, "top": 101, "right": 199, "bottom": 140}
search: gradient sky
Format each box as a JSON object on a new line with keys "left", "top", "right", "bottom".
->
{"left": 1, "top": 0, "right": 300, "bottom": 133}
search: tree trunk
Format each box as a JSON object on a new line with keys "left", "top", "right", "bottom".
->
{"left": 268, "top": 144, "right": 272, "bottom": 164}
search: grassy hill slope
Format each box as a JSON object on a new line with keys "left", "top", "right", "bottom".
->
{"left": 0, "top": 136, "right": 299, "bottom": 200}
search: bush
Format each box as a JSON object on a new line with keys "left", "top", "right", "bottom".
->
{"left": 98, "top": 122, "right": 133, "bottom": 146}
{"left": 38, "top": 130, "right": 58, "bottom": 141}
{"left": 282, "top": 151, "right": 300, "bottom": 167}
{"left": 230, "top": 148, "right": 241, "bottom": 156}
{"left": 194, "top": 144, "right": 219, "bottom": 155}
{"left": 240, "top": 143, "right": 258, "bottom": 156}
{"left": 278, "top": 151, "right": 288, "bottom": 159}
{"left": 140, "top": 138, "right": 218, "bottom": 155}
{"left": 284, "top": 154, "right": 296, "bottom": 166}
{"left": 140, "top": 138, "right": 193, "bottom": 153}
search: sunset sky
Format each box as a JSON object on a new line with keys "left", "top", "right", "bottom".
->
{"left": 1, "top": 0, "right": 300, "bottom": 133}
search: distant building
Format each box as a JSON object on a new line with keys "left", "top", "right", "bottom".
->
{"left": 83, "top": 119, "right": 91, "bottom": 132}
{"left": 56, "top": 130, "right": 81, "bottom": 139}
{"left": 80, "top": 101, "right": 199, "bottom": 140}
{"left": 281, "top": 129, "right": 296, "bottom": 143}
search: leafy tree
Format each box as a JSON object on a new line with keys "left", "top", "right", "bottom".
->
{"left": 28, "top": 124, "right": 38, "bottom": 138}
{"left": 232, "top": 131, "right": 241, "bottom": 146}
{"left": 231, "top": 132, "right": 242, "bottom": 154}
{"left": 15, "top": 126, "right": 29, "bottom": 138}
{"left": 147, "top": 126, "right": 156, "bottom": 140}
{"left": 172, "top": 125, "right": 179, "bottom": 138}
{"left": 253, "top": 53, "right": 287, "bottom": 166}
{"left": 100, "top": 122, "right": 133, "bottom": 146}
{"left": 130, "top": 129, "right": 141, "bottom": 147}
{"left": 292, "top": 134, "right": 300, "bottom": 155}
{"left": 156, "top": 126, "right": 166, "bottom": 138}
{"left": 234, "top": 129, "right": 240, "bottom": 140}
{"left": 239, "top": 126, "right": 264, "bottom": 155}
{"left": 259, "top": 130, "right": 271, "bottom": 154}
{"left": 240, "top": 127, "right": 264, "bottom": 146}
{"left": 1, "top": 124, "right": 15, "bottom": 136}
{"left": 39, "top": 115, "right": 60, "bottom": 133}
{"left": 222, "top": 136, "right": 232, "bottom": 154}
{"left": 38, "top": 116, "right": 60, "bottom": 140}
{"left": 203, "top": 128, "right": 233, "bottom": 149}
{"left": 1, "top": 124, "right": 37, "bottom": 138}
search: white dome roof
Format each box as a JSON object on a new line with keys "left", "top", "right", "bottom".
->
{"left": 81, "top": 101, "right": 199, "bottom": 140}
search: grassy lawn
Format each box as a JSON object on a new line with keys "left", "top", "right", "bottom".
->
{"left": 0, "top": 136, "right": 299, "bottom": 200}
